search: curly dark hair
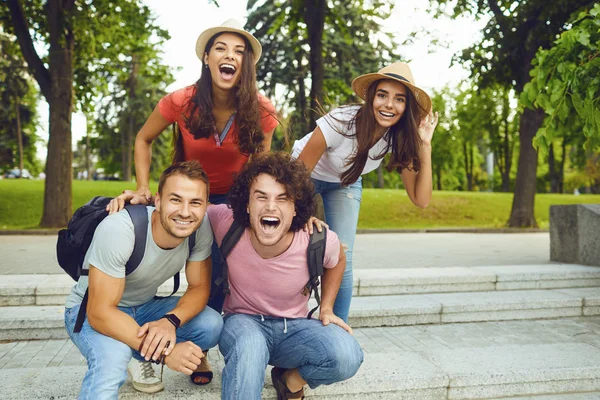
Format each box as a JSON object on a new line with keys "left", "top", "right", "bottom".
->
{"left": 228, "top": 152, "right": 315, "bottom": 232}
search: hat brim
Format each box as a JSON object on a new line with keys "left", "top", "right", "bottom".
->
{"left": 195, "top": 26, "right": 262, "bottom": 64}
{"left": 351, "top": 73, "right": 432, "bottom": 120}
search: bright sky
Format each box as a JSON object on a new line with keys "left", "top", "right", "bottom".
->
{"left": 36, "top": 0, "right": 486, "bottom": 160}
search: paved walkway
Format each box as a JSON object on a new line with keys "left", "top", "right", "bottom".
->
{"left": 2, "top": 317, "right": 598, "bottom": 370}
{"left": 0, "top": 232, "right": 550, "bottom": 274}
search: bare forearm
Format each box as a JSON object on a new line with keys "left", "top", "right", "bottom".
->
{"left": 414, "top": 144, "right": 433, "bottom": 208}
{"left": 134, "top": 136, "right": 152, "bottom": 190}
{"left": 168, "top": 285, "right": 210, "bottom": 325}
{"left": 88, "top": 308, "right": 144, "bottom": 350}
{"left": 319, "top": 251, "right": 346, "bottom": 312}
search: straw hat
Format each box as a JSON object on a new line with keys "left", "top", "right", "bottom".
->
{"left": 195, "top": 19, "right": 262, "bottom": 64}
{"left": 351, "top": 62, "right": 432, "bottom": 119}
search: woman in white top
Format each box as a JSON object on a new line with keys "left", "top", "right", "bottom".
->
{"left": 292, "top": 62, "right": 438, "bottom": 322}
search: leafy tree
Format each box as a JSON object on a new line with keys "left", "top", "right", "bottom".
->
{"left": 0, "top": 32, "right": 40, "bottom": 175}
{"left": 521, "top": 4, "right": 600, "bottom": 194}
{"left": 430, "top": 87, "right": 462, "bottom": 191}
{"left": 3, "top": 0, "right": 168, "bottom": 227}
{"left": 430, "top": 0, "right": 596, "bottom": 226}
{"left": 246, "top": 0, "right": 396, "bottom": 141}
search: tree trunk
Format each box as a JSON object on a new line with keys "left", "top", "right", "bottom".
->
{"left": 85, "top": 130, "right": 91, "bottom": 180}
{"left": 507, "top": 107, "right": 544, "bottom": 227}
{"left": 376, "top": 164, "right": 384, "bottom": 188}
{"left": 304, "top": 0, "right": 325, "bottom": 130}
{"left": 123, "top": 55, "right": 138, "bottom": 182}
{"left": 501, "top": 96, "right": 512, "bottom": 192}
{"left": 548, "top": 142, "right": 559, "bottom": 193}
{"left": 436, "top": 165, "right": 442, "bottom": 191}
{"left": 559, "top": 138, "right": 567, "bottom": 193}
{"left": 8, "top": 0, "right": 75, "bottom": 227}
{"left": 15, "top": 96, "right": 24, "bottom": 173}
{"left": 463, "top": 142, "right": 473, "bottom": 191}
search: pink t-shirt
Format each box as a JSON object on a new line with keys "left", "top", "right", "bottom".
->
{"left": 207, "top": 204, "right": 341, "bottom": 319}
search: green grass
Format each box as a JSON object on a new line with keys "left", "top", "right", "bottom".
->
{"left": 0, "top": 179, "right": 598, "bottom": 230}
{"left": 359, "top": 190, "right": 599, "bottom": 229}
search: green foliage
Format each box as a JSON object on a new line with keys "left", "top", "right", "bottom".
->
{"left": 0, "top": 33, "right": 42, "bottom": 174}
{"left": 246, "top": 0, "right": 397, "bottom": 141}
{"left": 522, "top": 3, "right": 600, "bottom": 152}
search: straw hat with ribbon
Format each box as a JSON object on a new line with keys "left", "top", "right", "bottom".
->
{"left": 351, "top": 62, "right": 432, "bottom": 119}
{"left": 195, "top": 19, "right": 262, "bottom": 64}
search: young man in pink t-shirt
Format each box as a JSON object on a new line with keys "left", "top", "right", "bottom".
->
{"left": 207, "top": 153, "right": 363, "bottom": 400}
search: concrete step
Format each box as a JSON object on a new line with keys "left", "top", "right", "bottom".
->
{"left": 2, "top": 264, "right": 600, "bottom": 306}
{"left": 2, "top": 318, "right": 600, "bottom": 399}
{"left": 2, "top": 287, "right": 600, "bottom": 341}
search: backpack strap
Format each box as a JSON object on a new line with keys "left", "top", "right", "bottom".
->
{"left": 306, "top": 226, "right": 327, "bottom": 319}
{"left": 215, "top": 220, "right": 245, "bottom": 295}
{"left": 124, "top": 204, "right": 149, "bottom": 274}
{"left": 74, "top": 204, "right": 149, "bottom": 333}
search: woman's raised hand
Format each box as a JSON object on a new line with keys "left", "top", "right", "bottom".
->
{"left": 418, "top": 110, "right": 439, "bottom": 146}
{"left": 106, "top": 188, "right": 153, "bottom": 215}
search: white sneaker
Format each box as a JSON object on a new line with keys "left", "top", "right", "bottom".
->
{"left": 127, "top": 358, "right": 165, "bottom": 393}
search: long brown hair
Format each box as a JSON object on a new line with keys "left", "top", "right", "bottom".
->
{"left": 337, "top": 79, "right": 425, "bottom": 185}
{"left": 182, "top": 32, "right": 266, "bottom": 155}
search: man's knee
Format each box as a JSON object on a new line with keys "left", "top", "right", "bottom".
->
{"left": 314, "top": 325, "right": 364, "bottom": 383}
{"left": 184, "top": 307, "right": 224, "bottom": 349}
{"left": 219, "top": 314, "right": 268, "bottom": 361}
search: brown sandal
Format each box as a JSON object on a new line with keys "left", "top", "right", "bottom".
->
{"left": 190, "top": 351, "right": 213, "bottom": 385}
{"left": 271, "top": 367, "right": 304, "bottom": 399}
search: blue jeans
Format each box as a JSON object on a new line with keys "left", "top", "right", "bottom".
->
{"left": 219, "top": 313, "right": 363, "bottom": 400}
{"left": 207, "top": 193, "right": 229, "bottom": 312}
{"left": 312, "top": 177, "right": 362, "bottom": 322}
{"left": 64, "top": 296, "right": 223, "bottom": 400}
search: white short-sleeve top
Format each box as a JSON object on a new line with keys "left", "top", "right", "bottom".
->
{"left": 292, "top": 106, "right": 390, "bottom": 183}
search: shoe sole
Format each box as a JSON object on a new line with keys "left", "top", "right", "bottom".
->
{"left": 127, "top": 370, "right": 165, "bottom": 394}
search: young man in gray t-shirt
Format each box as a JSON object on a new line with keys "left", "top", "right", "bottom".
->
{"left": 64, "top": 161, "right": 223, "bottom": 398}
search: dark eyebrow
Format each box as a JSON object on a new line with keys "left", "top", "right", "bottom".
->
{"left": 376, "top": 88, "right": 406, "bottom": 98}
{"left": 215, "top": 41, "right": 245, "bottom": 49}
{"left": 168, "top": 193, "right": 205, "bottom": 203}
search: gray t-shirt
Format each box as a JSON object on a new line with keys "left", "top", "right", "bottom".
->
{"left": 65, "top": 206, "right": 213, "bottom": 308}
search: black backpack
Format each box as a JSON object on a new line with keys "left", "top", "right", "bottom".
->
{"left": 56, "top": 196, "right": 195, "bottom": 332}
{"left": 214, "top": 220, "right": 327, "bottom": 319}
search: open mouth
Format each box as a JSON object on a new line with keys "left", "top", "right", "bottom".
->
{"left": 379, "top": 111, "right": 395, "bottom": 118}
{"left": 260, "top": 216, "right": 280, "bottom": 233}
{"left": 174, "top": 219, "right": 193, "bottom": 226}
{"left": 219, "top": 63, "right": 236, "bottom": 80}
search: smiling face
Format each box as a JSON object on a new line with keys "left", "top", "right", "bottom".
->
{"left": 203, "top": 32, "right": 246, "bottom": 91}
{"left": 247, "top": 173, "right": 296, "bottom": 254}
{"left": 372, "top": 80, "right": 408, "bottom": 130}
{"left": 154, "top": 174, "right": 208, "bottom": 240}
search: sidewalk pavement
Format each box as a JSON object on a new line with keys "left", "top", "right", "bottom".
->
{"left": 2, "top": 317, "right": 600, "bottom": 399}
{"left": 0, "top": 232, "right": 551, "bottom": 275}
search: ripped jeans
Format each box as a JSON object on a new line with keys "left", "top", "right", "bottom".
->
{"left": 311, "top": 177, "right": 362, "bottom": 323}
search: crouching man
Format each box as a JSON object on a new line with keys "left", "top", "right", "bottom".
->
{"left": 64, "top": 161, "right": 223, "bottom": 399}
{"left": 207, "top": 153, "right": 363, "bottom": 399}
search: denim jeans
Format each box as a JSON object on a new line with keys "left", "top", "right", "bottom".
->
{"left": 312, "top": 177, "right": 362, "bottom": 322}
{"left": 64, "top": 296, "right": 223, "bottom": 400}
{"left": 219, "top": 313, "right": 363, "bottom": 400}
{"left": 207, "top": 193, "right": 229, "bottom": 312}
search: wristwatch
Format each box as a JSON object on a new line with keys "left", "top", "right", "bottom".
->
{"left": 161, "top": 313, "right": 181, "bottom": 329}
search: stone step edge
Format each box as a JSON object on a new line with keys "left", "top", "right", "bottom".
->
{"left": 3, "top": 264, "right": 600, "bottom": 306}
{"left": 1, "top": 288, "right": 599, "bottom": 340}
{"left": 3, "top": 345, "right": 600, "bottom": 400}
